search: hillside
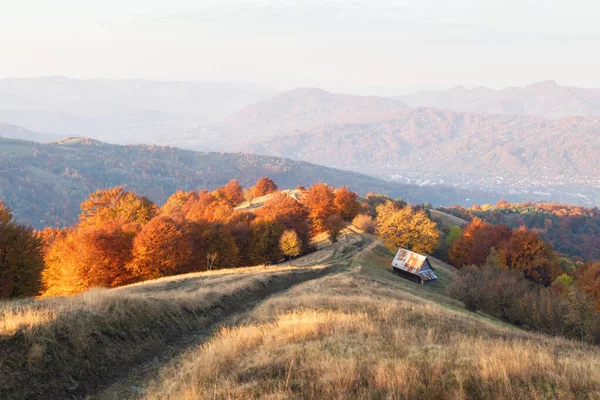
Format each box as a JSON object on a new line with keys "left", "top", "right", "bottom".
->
{"left": 225, "top": 87, "right": 408, "bottom": 137}
{"left": 237, "top": 107, "right": 600, "bottom": 205}
{"left": 0, "top": 122, "right": 62, "bottom": 142}
{"left": 396, "top": 80, "right": 600, "bottom": 119}
{"left": 2, "top": 230, "right": 598, "bottom": 399}
{"left": 0, "top": 137, "right": 510, "bottom": 228}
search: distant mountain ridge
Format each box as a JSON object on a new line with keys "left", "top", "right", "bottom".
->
{"left": 225, "top": 87, "right": 408, "bottom": 136}
{"left": 0, "top": 76, "right": 276, "bottom": 143}
{"left": 0, "top": 136, "right": 516, "bottom": 228}
{"left": 239, "top": 106, "right": 600, "bottom": 178}
{"left": 395, "top": 80, "right": 600, "bottom": 119}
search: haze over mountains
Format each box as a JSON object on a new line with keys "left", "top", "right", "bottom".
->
{"left": 2, "top": 77, "right": 600, "bottom": 206}
{"left": 396, "top": 80, "right": 600, "bottom": 120}
{"left": 0, "top": 76, "right": 274, "bottom": 142}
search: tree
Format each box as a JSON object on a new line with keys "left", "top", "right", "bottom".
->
{"left": 498, "top": 227, "right": 559, "bottom": 285}
{"left": 43, "top": 220, "right": 136, "bottom": 296}
{"left": 206, "top": 252, "right": 218, "bottom": 270}
{"left": 301, "top": 183, "right": 336, "bottom": 234}
{"left": 248, "top": 219, "right": 285, "bottom": 265}
{"left": 79, "top": 187, "right": 156, "bottom": 227}
{"left": 352, "top": 214, "right": 375, "bottom": 234}
{"left": 575, "top": 262, "right": 600, "bottom": 311}
{"left": 445, "top": 226, "right": 463, "bottom": 248}
{"left": 256, "top": 191, "right": 310, "bottom": 250}
{"left": 334, "top": 187, "right": 361, "bottom": 221}
{"left": 376, "top": 202, "right": 439, "bottom": 254}
{"left": 222, "top": 179, "right": 244, "bottom": 205}
{"left": 0, "top": 201, "right": 44, "bottom": 299}
{"left": 160, "top": 190, "right": 197, "bottom": 217}
{"left": 128, "top": 216, "right": 192, "bottom": 279}
{"left": 279, "top": 229, "right": 301, "bottom": 264}
{"left": 251, "top": 177, "right": 278, "bottom": 197}
{"left": 324, "top": 214, "right": 344, "bottom": 243}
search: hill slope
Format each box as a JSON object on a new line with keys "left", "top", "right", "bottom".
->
{"left": 396, "top": 80, "right": 600, "bottom": 119}
{"left": 237, "top": 107, "right": 600, "bottom": 205}
{"left": 225, "top": 87, "right": 408, "bottom": 136}
{"left": 0, "top": 122, "right": 63, "bottom": 142}
{"left": 0, "top": 137, "right": 510, "bottom": 228}
{"left": 3, "top": 231, "right": 598, "bottom": 399}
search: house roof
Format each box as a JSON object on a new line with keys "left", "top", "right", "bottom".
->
{"left": 392, "top": 248, "right": 438, "bottom": 281}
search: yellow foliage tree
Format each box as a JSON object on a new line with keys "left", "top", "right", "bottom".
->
{"left": 376, "top": 201, "right": 439, "bottom": 254}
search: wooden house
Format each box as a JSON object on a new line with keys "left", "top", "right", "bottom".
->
{"left": 391, "top": 248, "right": 438, "bottom": 285}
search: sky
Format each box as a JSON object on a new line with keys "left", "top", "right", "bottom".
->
{"left": 2, "top": 0, "right": 600, "bottom": 95}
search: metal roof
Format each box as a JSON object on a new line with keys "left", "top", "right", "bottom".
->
{"left": 392, "top": 248, "right": 438, "bottom": 281}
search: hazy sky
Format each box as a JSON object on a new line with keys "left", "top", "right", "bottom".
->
{"left": 2, "top": 0, "right": 600, "bottom": 95}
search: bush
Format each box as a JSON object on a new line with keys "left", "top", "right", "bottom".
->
{"left": 352, "top": 214, "right": 375, "bottom": 234}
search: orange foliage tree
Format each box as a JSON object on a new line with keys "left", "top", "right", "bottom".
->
{"left": 222, "top": 179, "right": 244, "bottom": 205}
{"left": 301, "top": 183, "right": 336, "bottom": 234}
{"left": 251, "top": 177, "right": 278, "bottom": 197}
{"left": 78, "top": 187, "right": 156, "bottom": 227}
{"left": 256, "top": 191, "right": 310, "bottom": 250}
{"left": 334, "top": 187, "right": 361, "bottom": 221}
{"left": 43, "top": 220, "right": 136, "bottom": 296}
{"left": 128, "top": 216, "right": 193, "bottom": 280}
{"left": 498, "top": 227, "right": 560, "bottom": 285}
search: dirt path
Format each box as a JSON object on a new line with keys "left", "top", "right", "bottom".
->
{"left": 90, "top": 234, "right": 369, "bottom": 400}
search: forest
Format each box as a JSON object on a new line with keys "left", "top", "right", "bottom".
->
{"left": 1, "top": 178, "right": 600, "bottom": 343}
{"left": 440, "top": 202, "right": 600, "bottom": 261}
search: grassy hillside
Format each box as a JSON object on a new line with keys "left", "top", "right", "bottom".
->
{"left": 2, "top": 229, "right": 599, "bottom": 399}
{"left": 0, "top": 137, "right": 511, "bottom": 228}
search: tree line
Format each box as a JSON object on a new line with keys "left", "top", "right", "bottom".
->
{"left": 444, "top": 217, "right": 600, "bottom": 343}
{"left": 1, "top": 178, "right": 366, "bottom": 298}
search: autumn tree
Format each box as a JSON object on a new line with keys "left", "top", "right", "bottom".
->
{"left": 79, "top": 187, "right": 156, "bottom": 227}
{"left": 376, "top": 201, "right": 439, "bottom": 254}
{"left": 256, "top": 191, "right": 310, "bottom": 250}
{"left": 498, "top": 227, "right": 559, "bottom": 285}
{"left": 160, "top": 190, "right": 198, "bottom": 217}
{"left": 128, "top": 216, "right": 192, "bottom": 279}
{"left": 186, "top": 221, "right": 240, "bottom": 271}
{"left": 222, "top": 179, "right": 244, "bottom": 205}
{"left": 352, "top": 214, "right": 376, "bottom": 234}
{"left": 301, "top": 183, "right": 336, "bottom": 234}
{"left": 279, "top": 229, "right": 301, "bottom": 264}
{"left": 324, "top": 214, "right": 345, "bottom": 243}
{"left": 251, "top": 177, "right": 278, "bottom": 197}
{"left": 43, "top": 220, "right": 136, "bottom": 296}
{"left": 334, "top": 187, "right": 361, "bottom": 221}
{"left": 576, "top": 262, "right": 600, "bottom": 311}
{"left": 0, "top": 201, "right": 44, "bottom": 299}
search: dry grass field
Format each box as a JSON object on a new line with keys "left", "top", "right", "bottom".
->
{"left": 144, "top": 262, "right": 600, "bottom": 400}
{"left": 2, "top": 228, "right": 600, "bottom": 399}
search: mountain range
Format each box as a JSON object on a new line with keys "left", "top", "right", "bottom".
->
{"left": 395, "top": 80, "right": 600, "bottom": 120}
{"left": 3, "top": 78, "right": 600, "bottom": 207}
